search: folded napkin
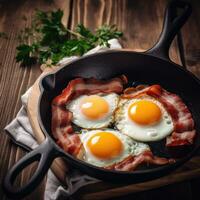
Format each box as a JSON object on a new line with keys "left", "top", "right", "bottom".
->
{"left": 4, "top": 39, "right": 122, "bottom": 200}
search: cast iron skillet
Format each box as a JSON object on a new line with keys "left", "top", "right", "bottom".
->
{"left": 3, "top": 0, "right": 200, "bottom": 199}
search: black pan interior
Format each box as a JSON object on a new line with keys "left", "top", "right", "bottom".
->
{"left": 39, "top": 51, "right": 200, "bottom": 177}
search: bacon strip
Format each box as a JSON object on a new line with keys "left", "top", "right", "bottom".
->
{"left": 159, "top": 90, "right": 194, "bottom": 132}
{"left": 51, "top": 75, "right": 127, "bottom": 156}
{"left": 53, "top": 75, "right": 128, "bottom": 105}
{"left": 122, "top": 85, "right": 196, "bottom": 147}
{"left": 106, "top": 151, "right": 175, "bottom": 171}
{"left": 166, "top": 130, "right": 196, "bottom": 146}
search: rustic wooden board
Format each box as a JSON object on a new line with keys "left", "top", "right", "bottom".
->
{"left": 1, "top": 0, "right": 200, "bottom": 199}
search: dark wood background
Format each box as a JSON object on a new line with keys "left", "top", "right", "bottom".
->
{"left": 0, "top": 0, "right": 199, "bottom": 199}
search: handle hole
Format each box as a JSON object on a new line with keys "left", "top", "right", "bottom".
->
{"left": 12, "top": 160, "right": 40, "bottom": 188}
{"left": 169, "top": 38, "right": 179, "bottom": 64}
{"left": 177, "top": 7, "right": 184, "bottom": 15}
{"left": 8, "top": 153, "right": 41, "bottom": 187}
{"left": 41, "top": 74, "right": 55, "bottom": 91}
{"left": 3, "top": 139, "right": 56, "bottom": 198}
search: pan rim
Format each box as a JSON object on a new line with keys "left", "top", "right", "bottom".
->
{"left": 41, "top": 49, "right": 200, "bottom": 85}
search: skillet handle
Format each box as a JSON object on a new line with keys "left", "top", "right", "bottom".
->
{"left": 146, "top": 0, "right": 192, "bottom": 60}
{"left": 3, "top": 138, "right": 59, "bottom": 199}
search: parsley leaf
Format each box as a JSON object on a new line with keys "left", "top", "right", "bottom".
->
{"left": 16, "top": 9, "right": 123, "bottom": 67}
{"left": 16, "top": 44, "right": 38, "bottom": 66}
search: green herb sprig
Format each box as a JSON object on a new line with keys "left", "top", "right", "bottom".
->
{"left": 16, "top": 9, "right": 123, "bottom": 66}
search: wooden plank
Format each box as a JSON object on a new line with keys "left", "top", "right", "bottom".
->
{"left": 70, "top": 0, "right": 181, "bottom": 64}
{"left": 0, "top": 0, "right": 72, "bottom": 199}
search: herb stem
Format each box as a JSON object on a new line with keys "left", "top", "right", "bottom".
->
{"left": 65, "top": 28, "right": 85, "bottom": 39}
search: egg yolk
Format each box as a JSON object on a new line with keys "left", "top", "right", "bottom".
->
{"left": 87, "top": 132, "right": 123, "bottom": 159}
{"left": 128, "top": 100, "right": 161, "bottom": 125}
{"left": 80, "top": 95, "right": 109, "bottom": 120}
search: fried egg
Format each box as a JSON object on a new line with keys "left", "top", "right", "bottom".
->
{"left": 79, "top": 129, "right": 149, "bottom": 167}
{"left": 66, "top": 93, "right": 119, "bottom": 129}
{"left": 115, "top": 97, "right": 174, "bottom": 142}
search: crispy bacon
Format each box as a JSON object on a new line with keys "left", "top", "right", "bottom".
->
{"left": 166, "top": 130, "right": 196, "bottom": 146}
{"left": 106, "top": 151, "right": 175, "bottom": 171}
{"left": 51, "top": 75, "right": 127, "bottom": 156}
{"left": 121, "top": 84, "right": 196, "bottom": 147}
{"left": 159, "top": 90, "right": 194, "bottom": 132}
{"left": 122, "top": 86, "right": 149, "bottom": 99}
{"left": 53, "top": 75, "right": 128, "bottom": 105}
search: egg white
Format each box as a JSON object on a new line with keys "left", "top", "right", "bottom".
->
{"left": 66, "top": 93, "right": 119, "bottom": 129}
{"left": 115, "top": 97, "right": 174, "bottom": 142}
{"left": 79, "top": 129, "right": 150, "bottom": 167}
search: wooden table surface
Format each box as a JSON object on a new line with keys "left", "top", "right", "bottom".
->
{"left": 0, "top": 0, "right": 200, "bottom": 199}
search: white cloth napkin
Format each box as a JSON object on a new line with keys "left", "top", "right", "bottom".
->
{"left": 4, "top": 39, "right": 122, "bottom": 200}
